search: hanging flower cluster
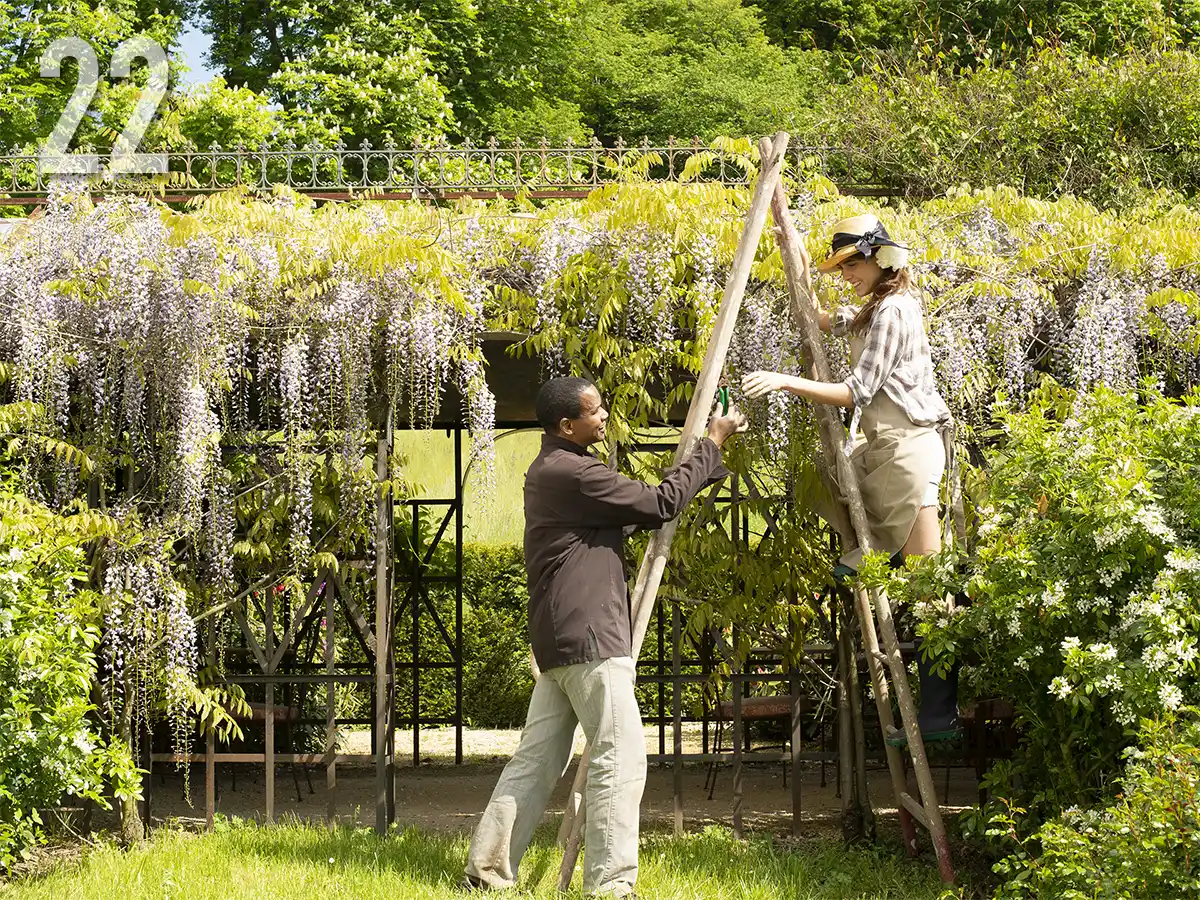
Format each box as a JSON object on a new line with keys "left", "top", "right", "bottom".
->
{"left": 101, "top": 552, "right": 197, "bottom": 781}
{"left": 1063, "top": 250, "right": 1146, "bottom": 397}
{"left": 3, "top": 178, "right": 1200, "bottom": 796}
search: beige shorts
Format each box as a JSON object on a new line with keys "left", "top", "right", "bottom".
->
{"left": 920, "top": 438, "right": 947, "bottom": 508}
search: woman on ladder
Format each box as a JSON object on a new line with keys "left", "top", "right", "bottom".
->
{"left": 741, "top": 213, "right": 959, "bottom": 745}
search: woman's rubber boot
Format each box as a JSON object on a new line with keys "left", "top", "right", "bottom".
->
{"left": 885, "top": 639, "right": 961, "bottom": 747}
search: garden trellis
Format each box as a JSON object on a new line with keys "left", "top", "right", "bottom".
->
{"left": 1, "top": 163, "right": 1199, "bottom": 850}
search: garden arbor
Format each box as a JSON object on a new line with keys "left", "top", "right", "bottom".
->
{"left": 141, "top": 329, "right": 855, "bottom": 840}
{"left": 5, "top": 140, "right": 1197, "bottom": 876}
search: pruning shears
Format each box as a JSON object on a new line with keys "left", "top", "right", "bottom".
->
{"left": 714, "top": 385, "right": 730, "bottom": 416}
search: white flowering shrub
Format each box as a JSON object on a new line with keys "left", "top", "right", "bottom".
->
{"left": 988, "top": 717, "right": 1200, "bottom": 898}
{"left": 907, "top": 380, "right": 1200, "bottom": 817}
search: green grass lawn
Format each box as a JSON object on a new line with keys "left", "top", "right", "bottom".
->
{"left": 397, "top": 429, "right": 542, "bottom": 545}
{"left": 394, "top": 427, "right": 743, "bottom": 548}
{"left": 0, "top": 820, "right": 961, "bottom": 900}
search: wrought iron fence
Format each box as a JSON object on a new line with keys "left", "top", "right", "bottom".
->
{"left": 0, "top": 137, "right": 900, "bottom": 204}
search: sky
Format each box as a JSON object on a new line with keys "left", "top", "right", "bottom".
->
{"left": 174, "top": 25, "right": 220, "bottom": 86}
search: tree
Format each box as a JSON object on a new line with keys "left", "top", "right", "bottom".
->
{"left": 456, "top": 0, "right": 581, "bottom": 137}
{"left": 918, "top": 0, "right": 1177, "bottom": 59}
{"left": 557, "top": 0, "right": 835, "bottom": 142}
{"left": 198, "top": 0, "right": 316, "bottom": 94}
{"left": 268, "top": 7, "right": 452, "bottom": 145}
{"left": 165, "top": 77, "right": 280, "bottom": 149}
{"left": 195, "top": 0, "right": 581, "bottom": 142}
{"left": 747, "top": 0, "right": 1187, "bottom": 60}
{"left": 742, "top": 0, "right": 918, "bottom": 52}
{"left": 0, "top": 0, "right": 181, "bottom": 151}
{"left": 196, "top": 0, "right": 454, "bottom": 145}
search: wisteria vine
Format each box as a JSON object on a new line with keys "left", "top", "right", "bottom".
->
{"left": 1, "top": 179, "right": 1198, "bottom": 792}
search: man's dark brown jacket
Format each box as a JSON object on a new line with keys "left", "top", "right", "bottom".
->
{"left": 524, "top": 434, "right": 724, "bottom": 671}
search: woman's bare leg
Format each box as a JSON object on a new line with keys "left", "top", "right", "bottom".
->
{"left": 902, "top": 505, "right": 941, "bottom": 558}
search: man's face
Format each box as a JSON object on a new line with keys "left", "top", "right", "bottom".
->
{"left": 560, "top": 385, "right": 608, "bottom": 447}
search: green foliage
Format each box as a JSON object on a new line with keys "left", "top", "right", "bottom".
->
{"left": 462, "top": 543, "right": 527, "bottom": 618}
{"left": 451, "top": 0, "right": 581, "bottom": 136}
{"left": 743, "top": 0, "right": 918, "bottom": 52}
{"left": 0, "top": 0, "right": 183, "bottom": 152}
{"left": 560, "top": 0, "right": 831, "bottom": 143}
{"left": 167, "top": 78, "right": 280, "bottom": 151}
{"left": 269, "top": 7, "right": 453, "bottom": 147}
{"left": 820, "top": 47, "right": 1200, "bottom": 206}
{"left": 11, "top": 0, "right": 1200, "bottom": 208}
{"left": 193, "top": 0, "right": 579, "bottom": 144}
{"left": 0, "top": 483, "right": 140, "bottom": 870}
{"left": 907, "top": 381, "right": 1200, "bottom": 819}
{"left": 482, "top": 97, "right": 592, "bottom": 146}
{"left": 988, "top": 716, "right": 1200, "bottom": 899}
{"left": 461, "top": 544, "right": 534, "bottom": 727}
{"left": 745, "top": 0, "right": 1190, "bottom": 57}
{"left": 916, "top": 0, "right": 1180, "bottom": 60}
{"left": 745, "top": 0, "right": 1198, "bottom": 59}
{"left": 664, "top": 435, "right": 834, "bottom": 668}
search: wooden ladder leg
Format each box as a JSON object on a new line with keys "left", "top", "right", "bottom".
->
{"left": 851, "top": 585, "right": 918, "bottom": 856}
{"left": 871, "top": 586, "right": 955, "bottom": 884}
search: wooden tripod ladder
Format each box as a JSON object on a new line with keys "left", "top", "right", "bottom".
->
{"left": 763, "top": 137, "right": 955, "bottom": 883}
{"left": 553, "top": 130, "right": 794, "bottom": 891}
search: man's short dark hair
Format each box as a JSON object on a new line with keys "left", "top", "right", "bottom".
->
{"left": 536, "top": 377, "right": 593, "bottom": 433}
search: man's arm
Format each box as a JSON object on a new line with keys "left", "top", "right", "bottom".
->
{"left": 572, "top": 411, "right": 747, "bottom": 528}
{"left": 575, "top": 440, "right": 723, "bottom": 527}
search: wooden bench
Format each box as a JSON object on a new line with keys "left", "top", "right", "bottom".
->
{"left": 227, "top": 701, "right": 314, "bottom": 801}
{"left": 705, "top": 695, "right": 813, "bottom": 798}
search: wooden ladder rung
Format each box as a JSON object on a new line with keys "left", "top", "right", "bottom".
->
{"left": 899, "top": 791, "right": 930, "bottom": 828}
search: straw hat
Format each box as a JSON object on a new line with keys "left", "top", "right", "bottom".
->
{"left": 816, "top": 214, "right": 909, "bottom": 273}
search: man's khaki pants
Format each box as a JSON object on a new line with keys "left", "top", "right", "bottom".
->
{"left": 464, "top": 656, "right": 646, "bottom": 897}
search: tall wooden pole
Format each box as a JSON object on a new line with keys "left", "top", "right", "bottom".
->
{"left": 767, "top": 169, "right": 953, "bottom": 882}
{"left": 555, "top": 131, "right": 792, "bottom": 892}
{"left": 374, "top": 408, "right": 393, "bottom": 836}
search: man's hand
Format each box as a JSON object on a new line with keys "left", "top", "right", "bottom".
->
{"left": 707, "top": 405, "right": 749, "bottom": 448}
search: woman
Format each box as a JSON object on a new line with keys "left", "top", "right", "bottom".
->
{"left": 742, "top": 213, "right": 957, "bottom": 743}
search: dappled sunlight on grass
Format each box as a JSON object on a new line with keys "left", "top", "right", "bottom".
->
{"left": 1, "top": 820, "right": 957, "bottom": 899}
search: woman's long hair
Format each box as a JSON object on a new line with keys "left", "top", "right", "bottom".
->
{"left": 848, "top": 262, "right": 914, "bottom": 333}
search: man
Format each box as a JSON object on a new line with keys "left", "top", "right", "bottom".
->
{"left": 462, "top": 376, "right": 747, "bottom": 897}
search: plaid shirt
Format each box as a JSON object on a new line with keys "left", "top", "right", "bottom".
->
{"left": 833, "top": 292, "right": 950, "bottom": 427}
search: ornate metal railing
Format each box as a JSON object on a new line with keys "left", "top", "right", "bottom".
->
{"left": 0, "top": 137, "right": 900, "bottom": 204}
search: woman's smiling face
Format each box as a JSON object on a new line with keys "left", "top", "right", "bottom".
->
{"left": 837, "top": 254, "right": 885, "bottom": 297}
